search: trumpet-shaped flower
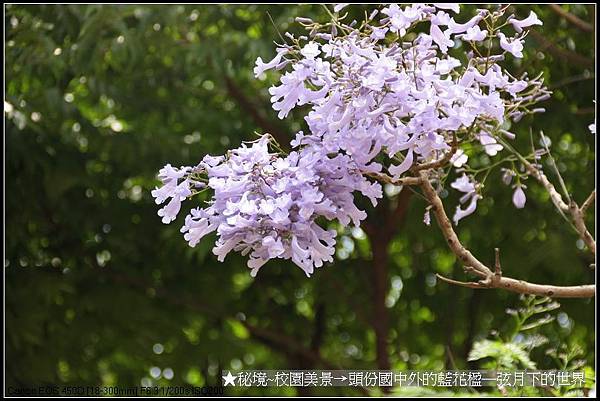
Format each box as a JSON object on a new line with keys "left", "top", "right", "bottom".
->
{"left": 508, "top": 11, "right": 542, "bottom": 33}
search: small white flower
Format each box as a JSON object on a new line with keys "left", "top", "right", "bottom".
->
{"left": 462, "top": 25, "right": 487, "bottom": 42}
{"left": 450, "top": 149, "right": 468, "bottom": 167}
{"left": 423, "top": 208, "right": 431, "bottom": 226}
{"left": 433, "top": 3, "right": 460, "bottom": 14}
{"left": 333, "top": 4, "right": 349, "bottom": 13}
{"left": 508, "top": 11, "right": 543, "bottom": 33}
{"left": 451, "top": 175, "right": 481, "bottom": 225}
{"left": 430, "top": 24, "right": 454, "bottom": 53}
{"left": 300, "top": 42, "right": 321, "bottom": 59}
{"left": 478, "top": 132, "right": 504, "bottom": 156}
{"left": 498, "top": 32, "right": 524, "bottom": 58}
{"left": 512, "top": 185, "right": 527, "bottom": 209}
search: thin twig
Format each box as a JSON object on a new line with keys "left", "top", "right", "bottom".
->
{"left": 549, "top": 4, "right": 594, "bottom": 33}
{"left": 539, "top": 130, "right": 571, "bottom": 205}
{"left": 418, "top": 171, "right": 595, "bottom": 298}
{"left": 569, "top": 201, "right": 597, "bottom": 256}
{"left": 411, "top": 133, "right": 458, "bottom": 172}
{"left": 436, "top": 274, "right": 482, "bottom": 289}
{"left": 496, "top": 135, "right": 595, "bottom": 256}
{"left": 493, "top": 248, "right": 502, "bottom": 284}
{"left": 366, "top": 171, "right": 422, "bottom": 186}
{"left": 527, "top": 30, "right": 594, "bottom": 68}
{"left": 581, "top": 190, "right": 595, "bottom": 214}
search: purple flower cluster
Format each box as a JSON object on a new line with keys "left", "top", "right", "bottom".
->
{"left": 255, "top": 4, "right": 547, "bottom": 225}
{"left": 153, "top": 4, "right": 550, "bottom": 276}
{"left": 151, "top": 164, "right": 193, "bottom": 224}
{"left": 154, "top": 136, "right": 381, "bottom": 277}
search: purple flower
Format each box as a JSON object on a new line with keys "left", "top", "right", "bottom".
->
{"left": 451, "top": 174, "right": 480, "bottom": 224}
{"left": 254, "top": 48, "right": 288, "bottom": 77}
{"left": 433, "top": 3, "right": 460, "bottom": 14}
{"left": 169, "top": 135, "right": 381, "bottom": 277}
{"left": 512, "top": 185, "right": 527, "bottom": 209}
{"left": 498, "top": 33, "right": 524, "bottom": 58}
{"left": 447, "top": 13, "right": 484, "bottom": 34}
{"left": 477, "top": 132, "right": 503, "bottom": 156}
{"left": 462, "top": 25, "right": 487, "bottom": 42}
{"left": 333, "top": 4, "right": 349, "bottom": 13}
{"left": 423, "top": 209, "right": 431, "bottom": 226}
{"left": 300, "top": 42, "right": 321, "bottom": 59}
{"left": 508, "top": 11, "right": 542, "bottom": 33}
{"left": 152, "top": 164, "right": 193, "bottom": 224}
{"left": 501, "top": 168, "right": 516, "bottom": 186}
{"left": 431, "top": 11, "right": 451, "bottom": 26}
{"left": 451, "top": 174, "right": 476, "bottom": 194}
{"left": 430, "top": 24, "right": 454, "bottom": 53}
{"left": 389, "top": 149, "right": 414, "bottom": 177}
{"left": 156, "top": 179, "right": 192, "bottom": 224}
{"left": 453, "top": 193, "right": 480, "bottom": 225}
{"left": 382, "top": 4, "right": 425, "bottom": 35}
{"left": 450, "top": 149, "right": 468, "bottom": 167}
{"left": 155, "top": 4, "right": 549, "bottom": 277}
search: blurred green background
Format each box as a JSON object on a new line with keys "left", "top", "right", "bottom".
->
{"left": 5, "top": 4, "right": 596, "bottom": 396}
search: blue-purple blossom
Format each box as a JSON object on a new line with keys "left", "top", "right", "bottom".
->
{"left": 477, "top": 132, "right": 504, "bottom": 156}
{"left": 508, "top": 11, "right": 542, "bottom": 33}
{"left": 501, "top": 168, "right": 516, "bottom": 186}
{"left": 423, "top": 208, "right": 431, "bottom": 226}
{"left": 254, "top": 48, "right": 287, "bottom": 77}
{"left": 451, "top": 174, "right": 480, "bottom": 225}
{"left": 462, "top": 25, "right": 487, "bottom": 42}
{"left": 433, "top": 3, "right": 460, "bottom": 14}
{"left": 333, "top": 4, "right": 349, "bottom": 13}
{"left": 430, "top": 24, "right": 454, "bottom": 53}
{"left": 256, "top": 4, "right": 538, "bottom": 184}
{"left": 450, "top": 149, "right": 468, "bottom": 167}
{"left": 447, "top": 13, "right": 484, "bottom": 34}
{"left": 512, "top": 185, "right": 527, "bottom": 209}
{"left": 498, "top": 32, "right": 524, "bottom": 58}
{"left": 152, "top": 164, "right": 193, "bottom": 224}
{"left": 155, "top": 4, "right": 549, "bottom": 276}
{"left": 155, "top": 135, "right": 382, "bottom": 277}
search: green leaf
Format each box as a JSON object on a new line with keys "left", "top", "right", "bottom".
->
{"left": 468, "top": 340, "right": 536, "bottom": 370}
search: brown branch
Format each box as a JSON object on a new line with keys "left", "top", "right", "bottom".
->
{"left": 98, "top": 267, "right": 359, "bottom": 384}
{"left": 523, "top": 161, "right": 569, "bottom": 212}
{"left": 574, "top": 107, "right": 596, "bottom": 115}
{"left": 437, "top": 272, "right": 595, "bottom": 298}
{"left": 549, "top": 4, "right": 594, "bottom": 32}
{"left": 581, "top": 190, "right": 595, "bottom": 214}
{"left": 520, "top": 158, "right": 596, "bottom": 256}
{"left": 570, "top": 201, "right": 597, "bottom": 256}
{"left": 549, "top": 73, "right": 595, "bottom": 90}
{"left": 310, "top": 303, "right": 326, "bottom": 352}
{"left": 242, "top": 321, "right": 335, "bottom": 369}
{"left": 365, "top": 171, "right": 422, "bottom": 186}
{"left": 383, "top": 188, "right": 413, "bottom": 241}
{"left": 418, "top": 172, "right": 490, "bottom": 279}
{"left": 363, "top": 189, "right": 413, "bottom": 390}
{"left": 418, "top": 171, "right": 595, "bottom": 298}
{"left": 411, "top": 133, "right": 458, "bottom": 172}
{"left": 370, "top": 238, "right": 391, "bottom": 373}
{"left": 527, "top": 30, "right": 594, "bottom": 68}
{"left": 365, "top": 192, "right": 409, "bottom": 375}
{"left": 436, "top": 274, "right": 482, "bottom": 289}
{"left": 223, "top": 75, "right": 290, "bottom": 149}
